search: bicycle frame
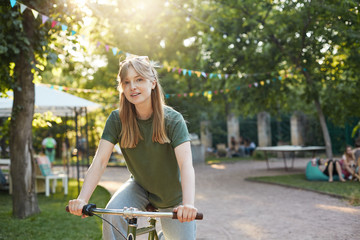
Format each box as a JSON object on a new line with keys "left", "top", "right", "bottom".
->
{"left": 92, "top": 207, "right": 170, "bottom": 240}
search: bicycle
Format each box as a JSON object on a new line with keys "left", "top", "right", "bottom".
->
{"left": 66, "top": 203, "right": 203, "bottom": 240}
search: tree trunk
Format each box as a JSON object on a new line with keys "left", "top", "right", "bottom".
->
{"left": 314, "top": 98, "right": 333, "bottom": 159}
{"left": 9, "top": 10, "right": 40, "bottom": 219}
{"left": 302, "top": 69, "right": 333, "bottom": 159}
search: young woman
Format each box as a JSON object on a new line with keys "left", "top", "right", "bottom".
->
{"left": 317, "top": 158, "right": 345, "bottom": 182}
{"left": 68, "top": 56, "right": 197, "bottom": 239}
{"left": 340, "top": 146, "right": 360, "bottom": 180}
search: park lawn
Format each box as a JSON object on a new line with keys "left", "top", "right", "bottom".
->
{"left": 206, "top": 156, "right": 254, "bottom": 164}
{"left": 0, "top": 179, "right": 111, "bottom": 240}
{"left": 247, "top": 174, "right": 360, "bottom": 205}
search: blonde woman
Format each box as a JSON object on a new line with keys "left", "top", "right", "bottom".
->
{"left": 340, "top": 146, "right": 360, "bottom": 180}
{"left": 68, "top": 56, "right": 197, "bottom": 239}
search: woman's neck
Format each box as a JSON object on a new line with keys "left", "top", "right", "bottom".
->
{"left": 136, "top": 106, "right": 153, "bottom": 120}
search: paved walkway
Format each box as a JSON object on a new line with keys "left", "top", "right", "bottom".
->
{"left": 69, "top": 159, "right": 360, "bottom": 239}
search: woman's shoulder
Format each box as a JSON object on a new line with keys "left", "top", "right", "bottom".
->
{"left": 109, "top": 109, "right": 120, "bottom": 118}
{"left": 164, "top": 105, "right": 183, "bottom": 118}
{"left": 106, "top": 109, "right": 121, "bottom": 123}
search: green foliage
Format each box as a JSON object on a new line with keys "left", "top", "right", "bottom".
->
{"left": 197, "top": 0, "right": 360, "bottom": 122}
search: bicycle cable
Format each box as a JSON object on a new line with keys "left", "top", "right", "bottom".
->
{"left": 92, "top": 213, "right": 127, "bottom": 240}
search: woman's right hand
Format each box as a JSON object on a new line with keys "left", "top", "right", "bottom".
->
{"left": 68, "top": 199, "right": 88, "bottom": 218}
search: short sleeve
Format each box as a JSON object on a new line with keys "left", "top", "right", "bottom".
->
{"left": 101, "top": 110, "right": 121, "bottom": 145}
{"left": 166, "top": 110, "right": 190, "bottom": 148}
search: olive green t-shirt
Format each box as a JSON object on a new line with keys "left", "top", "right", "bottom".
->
{"left": 101, "top": 106, "right": 190, "bottom": 208}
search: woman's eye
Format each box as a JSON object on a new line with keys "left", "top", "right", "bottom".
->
{"left": 137, "top": 78, "right": 143, "bottom": 82}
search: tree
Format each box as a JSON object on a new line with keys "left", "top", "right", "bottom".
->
{"left": 0, "top": 0, "right": 82, "bottom": 218}
{"left": 197, "top": 0, "right": 360, "bottom": 157}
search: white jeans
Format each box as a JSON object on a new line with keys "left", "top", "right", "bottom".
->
{"left": 102, "top": 178, "right": 196, "bottom": 240}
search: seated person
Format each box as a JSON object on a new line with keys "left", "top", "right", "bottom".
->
{"left": 237, "top": 136, "right": 245, "bottom": 157}
{"left": 317, "top": 158, "right": 346, "bottom": 182}
{"left": 244, "top": 138, "right": 256, "bottom": 156}
{"left": 340, "top": 146, "right": 360, "bottom": 180}
{"left": 229, "top": 136, "right": 240, "bottom": 157}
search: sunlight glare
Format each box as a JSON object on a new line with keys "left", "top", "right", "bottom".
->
{"left": 316, "top": 204, "right": 360, "bottom": 215}
{"left": 210, "top": 164, "right": 226, "bottom": 170}
{"left": 72, "top": 0, "right": 86, "bottom": 7}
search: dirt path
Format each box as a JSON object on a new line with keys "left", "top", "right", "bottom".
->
{"left": 97, "top": 159, "right": 360, "bottom": 239}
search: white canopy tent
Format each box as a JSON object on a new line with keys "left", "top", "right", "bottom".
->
{"left": 0, "top": 84, "right": 102, "bottom": 193}
{"left": 0, "top": 84, "right": 101, "bottom": 117}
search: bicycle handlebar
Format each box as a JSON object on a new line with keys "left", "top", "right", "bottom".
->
{"left": 66, "top": 204, "right": 203, "bottom": 220}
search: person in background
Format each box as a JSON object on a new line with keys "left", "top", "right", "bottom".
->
{"left": 229, "top": 136, "right": 239, "bottom": 157}
{"left": 42, "top": 133, "right": 57, "bottom": 166}
{"left": 237, "top": 136, "right": 245, "bottom": 157}
{"left": 340, "top": 146, "right": 360, "bottom": 180}
{"left": 316, "top": 158, "right": 346, "bottom": 182}
{"left": 68, "top": 56, "right": 197, "bottom": 239}
{"left": 244, "top": 138, "right": 256, "bottom": 156}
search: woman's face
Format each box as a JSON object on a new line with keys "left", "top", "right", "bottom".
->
{"left": 346, "top": 147, "right": 352, "bottom": 155}
{"left": 121, "top": 66, "right": 156, "bottom": 108}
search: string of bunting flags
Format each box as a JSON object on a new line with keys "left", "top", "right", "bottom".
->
{"left": 9, "top": 0, "right": 77, "bottom": 35}
{"left": 40, "top": 71, "right": 286, "bottom": 102}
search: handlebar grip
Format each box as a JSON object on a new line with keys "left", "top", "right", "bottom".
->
{"left": 172, "top": 212, "right": 203, "bottom": 220}
{"left": 65, "top": 203, "right": 96, "bottom": 216}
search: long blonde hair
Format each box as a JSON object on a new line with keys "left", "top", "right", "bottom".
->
{"left": 117, "top": 56, "right": 170, "bottom": 148}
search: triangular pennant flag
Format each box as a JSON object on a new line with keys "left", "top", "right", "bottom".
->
{"left": 112, "top": 47, "right": 117, "bottom": 56}
{"left": 71, "top": 30, "right": 76, "bottom": 35}
{"left": 201, "top": 72, "right": 207, "bottom": 78}
{"left": 225, "top": 74, "right": 229, "bottom": 79}
{"left": 61, "top": 24, "right": 68, "bottom": 31}
{"left": 118, "top": 50, "right": 123, "bottom": 55}
{"left": 195, "top": 71, "right": 201, "bottom": 78}
{"left": 19, "top": 3, "right": 26, "bottom": 13}
{"left": 218, "top": 74, "right": 222, "bottom": 79}
{"left": 188, "top": 70, "right": 192, "bottom": 77}
{"left": 96, "top": 41, "right": 101, "bottom": 48}
{"left": 105, "top": 45, "right": 109, "bottom": 52}
{"left": 172, "top": 67, "right": 176, "bottom": 72}
{"left": 31, "top": 9, "right": 39, "bottom": 19}
{"left": 167, "top": 67, "right": 171, "bottom": 72}
{"left": 10, "top": 0, "right": 16, "bottom": 8}
{"left": 182, "top": 69, "right": 187, "bottom": 76}
{"left": 209, "top": 73, "right": 214, "bottom": 79}
{"left": 51, "top": 20, "right": 58, "bottom": 28}
{"left": 42, "top": 15, "right": 49, "bottom": 24}
{"left": 178, "top": 68, "right": 182, "bottom": 74}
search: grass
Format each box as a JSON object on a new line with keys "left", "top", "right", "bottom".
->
{"left": 247, "top": 174, "right": 360, "bottom": 205}
{"left": 206, "top": 155, "right": 256, "bottom": 164}
{"left": 0, "top": 179, "right": 111, "bottom": 240}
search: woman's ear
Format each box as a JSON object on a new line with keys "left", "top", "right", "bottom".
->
{"left": 152, "top": 81, "right": 157, "bottom": 90}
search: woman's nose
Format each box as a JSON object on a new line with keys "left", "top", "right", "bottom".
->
{"left": 129, "top": 81, "right": 137, "bottom": 89}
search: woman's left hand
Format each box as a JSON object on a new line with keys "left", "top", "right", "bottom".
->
{"left": 173, "top": 204, "right": 198, "bottom": 222}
